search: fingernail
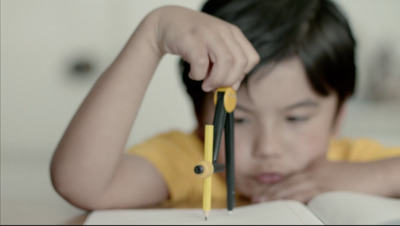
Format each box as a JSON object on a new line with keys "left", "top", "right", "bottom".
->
{"left": 203, "top": 85, "right": 213, "bottom": 92}
{"left": 233, "top": 81, "right": 241, "bottom": 91}
{"left": 259, "top": 196, "right": 268, "bottom": 202}
{"left": 251, "top": 196, "right": 259, "bottom": 203}
{"left": 252, "top": 196, "right": 268, "bottom": 203}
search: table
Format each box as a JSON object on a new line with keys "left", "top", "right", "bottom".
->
{"left": 1, "top": 152, "right": 87, "bottom": 224}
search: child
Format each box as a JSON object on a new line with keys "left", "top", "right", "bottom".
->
{"left": 50, "top": 0, "right": 400, "bottom": 211}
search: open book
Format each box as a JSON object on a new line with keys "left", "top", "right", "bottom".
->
{"left": 84, "top": 191, "right": 400, "bottom": 225}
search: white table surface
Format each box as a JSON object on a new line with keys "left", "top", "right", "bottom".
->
{"left": 1, "top": 152, "right": 88, "bottom": 225}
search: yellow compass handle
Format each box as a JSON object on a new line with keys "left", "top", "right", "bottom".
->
{"left": 203, "top": 125, "right": 213, "bottom": 215}
{"left": 213, "top": 87, "right": 237, "bottom": 113}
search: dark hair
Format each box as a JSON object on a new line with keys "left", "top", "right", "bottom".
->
{"left": 179, "top": 0, "right": 356, "bottom": 121}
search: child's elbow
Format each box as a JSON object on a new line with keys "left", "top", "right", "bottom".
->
{"left": 52, "top": 184, "right": 105, "bottom": 211}
{"left": 50, "top": 171, "right": 103, "bottom": 211}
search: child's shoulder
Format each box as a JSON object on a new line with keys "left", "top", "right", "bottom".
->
{"left": 126, "top": 129, "right": 203, "bottom": 158}
{"left": 328, "top": 137, "right": 400, "bottom": 162}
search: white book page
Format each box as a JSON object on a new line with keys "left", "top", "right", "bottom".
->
{"left": 84, "top": 200, "right": 323, "bottom": 225}
{"left": 307, "top": 191, "right": 400, "bottom": 225}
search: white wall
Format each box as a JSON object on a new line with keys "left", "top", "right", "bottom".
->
{"left": 1, "top": 0, "right": 399, "bottom": 158}
{"left": 1, "top": 0, "right": 203, "bottom": 157}
{"left": 334, "top": 0, "right": 400, "bottom": 101}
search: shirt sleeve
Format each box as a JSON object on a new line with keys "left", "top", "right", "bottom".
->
{"left": 125, "top": 130, "right": 205, "bottom": 206}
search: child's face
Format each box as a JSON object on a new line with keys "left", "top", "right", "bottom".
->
{"left": 200, "top": 56, "right": 340, "bottom": 199}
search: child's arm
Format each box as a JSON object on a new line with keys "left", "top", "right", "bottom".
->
{"left": 50, "top": 5, "right": 259, "bottom": 210}
{"left": 252, "top": 156, "right": 400, "bottom": 203}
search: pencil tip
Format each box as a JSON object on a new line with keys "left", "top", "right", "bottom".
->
{"left": 205, "top": 217, "right": 208, "bottom": 221}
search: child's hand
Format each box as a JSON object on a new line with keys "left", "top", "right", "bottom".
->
{"left": 150, "top": 6, "right": 260, "bottom": 92}
{"left": 251, "top": 157, "right": 390, "bottom": 203}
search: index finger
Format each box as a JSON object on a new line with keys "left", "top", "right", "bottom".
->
{"left": 230, "top": 25, "right": 260, "bottom": 74}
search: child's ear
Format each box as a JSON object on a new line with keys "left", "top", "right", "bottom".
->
{"left": 331, "top": 102, "right": 347, "bottom": 136}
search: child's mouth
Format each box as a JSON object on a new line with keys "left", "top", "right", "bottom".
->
{"left": 257, "top": 173, "right": 283, "bottom": 184}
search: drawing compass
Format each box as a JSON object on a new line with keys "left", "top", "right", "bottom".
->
{"left": 194, "top": 87, "right": 237, "bottom": 219}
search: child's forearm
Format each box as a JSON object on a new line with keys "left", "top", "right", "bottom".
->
{"left": 50, "top": 10, "right": 162, "bottom": 206}
{"left": 370, "top": 156, "right": 400, "bottom": 198}
{"left": 351, "top": 156, "right": 400, "bottom": 198}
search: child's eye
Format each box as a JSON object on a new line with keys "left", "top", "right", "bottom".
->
{"left": 234, "top": 118, "right": 250, "bottom": 125}
{"left": 286, "top": 116, "right": 309, "bottom": 123}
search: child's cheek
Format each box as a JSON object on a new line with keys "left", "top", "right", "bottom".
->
{"left": 217, "top": 131, "right": 251, "bottom": 172}
{"left": 301, "top": 130, "right": 331, "bottom": 163}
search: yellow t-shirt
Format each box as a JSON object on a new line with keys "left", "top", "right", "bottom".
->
{"left": 126, "top": 130, "right": 400, "bottom": 208}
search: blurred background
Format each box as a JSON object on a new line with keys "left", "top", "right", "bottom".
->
{"left": 1, "top": 0, "right": 399, "bottom": 224}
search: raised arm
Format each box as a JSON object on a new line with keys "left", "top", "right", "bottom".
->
{"left": 50, "top": 7, "right": 164, "bottom": 210}
{"left": 50, "top": 5, "right": 259, "bottom": 211}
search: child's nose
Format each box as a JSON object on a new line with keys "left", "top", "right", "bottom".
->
{"left": 253, "top": 127, "right": 281, "bottom": 158}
